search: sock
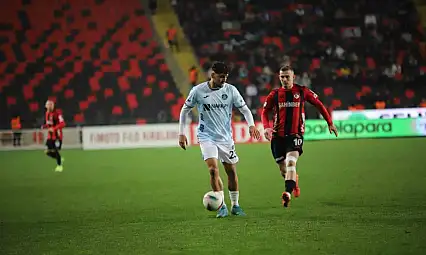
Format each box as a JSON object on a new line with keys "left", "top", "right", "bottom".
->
{"left": 219, "top": 190, "right": 225, "bottom": 205}
{"left": 229, "top": 191, "right": 239, "bottom": 206}
{"left": 55, "top": 151, "right": 62, "bottom": 165}
{"left": 285, "top": 180, "right": 296, "bottom": 194}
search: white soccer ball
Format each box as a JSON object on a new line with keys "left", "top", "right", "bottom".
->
{"left": 202, "top": 191, "right": 223, "bottom": 211}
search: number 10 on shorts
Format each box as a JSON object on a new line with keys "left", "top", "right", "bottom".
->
{"left": 293, "top": 138, "right": 302, "bottom": 146}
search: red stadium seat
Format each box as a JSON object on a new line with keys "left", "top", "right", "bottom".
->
{"left": 118, "top": 76, "right": 130, "bottom": 91}
{"left": 366, "top": 57, "right": 376, "bottom": 69}
{"left": 323, "top": 87, "right": 333, "bottom": 96}
{"left": 146, "top": 74, "right": 156, "bottom": 84}
{"left": 405, "top": 89, "right": 414, "bottom": 99}
{"left": 159, "top": 81, "right": 169, "bottom": 90}
{"left": 7, "top": 97, "right": 16, "bottom": 106}
{"left": 136, "top": 118, "right": 146, "bottom": 124}
{"left": 311, "top": 58, "right": 321, "bottom": 70}
{"left": 74, "top": 113, "right": 84, "bottom": 123}
{"left": 147, "top": 58, "right": 157, "bottom": 66}
{"left": 143, "top": 87, "right": 152, "bottom": 97}
{"left": 160, "top": 63, "right": 169, "bottom": 72}
{"left": 289, "top": 36, "right": 300, "bottom": 45}
{"left": 79, "top": 101, "right": 89, "bottom": 111}
{"left": 64, "top": 89, "right": 74, "bottom": 99}
{"left": 89, "top": 75, "right": 101, "bottom": 92}
{"left": 87, "top": 95, "right": 97, "bottom": 103}
{"left": 331, "top": 99, "right": 342, "bottom": 108}
{"left": 29, "top": 102, "right": 39, "bottom": 112}
{"left": 112, "top": 106, "right": 123, "bottom": 115}
{"left": 126, "top": 93, "right": 138, "bottom": 110}
{"left": 104, "top": 88, "right": 114, "bottom": 98}
{"left": 164, "top": 92, "right": 175, "bottom": 102}
{"left": 16, "top": 63, "right": 27, "bottom": 74}
{"left": 361, "top": 86, "right": 372, "bottom": 95}
{"left": 23, "top": 86, "right": 34, "bottom": 100}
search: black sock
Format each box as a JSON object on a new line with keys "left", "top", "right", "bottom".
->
{"left": 47, "top": 151, "right": 56, "bottom": 159}
{"left": 55, "top": 151, "right": 62, "bottom": 165}
{"left": 285, "top": 180, "right": 296, "bottom": 194}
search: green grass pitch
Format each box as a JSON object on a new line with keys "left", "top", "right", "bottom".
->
{"left": 1, "top": 138, "right": 426, "bottom": 255}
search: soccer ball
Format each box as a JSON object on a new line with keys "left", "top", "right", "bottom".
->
{"left": 202, "top": 191, "right": 223, "bottom": 211}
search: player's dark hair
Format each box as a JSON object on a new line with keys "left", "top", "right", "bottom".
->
{"left": 279, "top": 65, "right": 294, "bottom": 72}
{"left": 211, "top": 61, "right": 229, "bottom": 74}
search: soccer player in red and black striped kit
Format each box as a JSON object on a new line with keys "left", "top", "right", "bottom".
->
{"left": 261, "top": 66, "right": 338, "bottom": 207}
{"left": 42, "top": 100, "right": 65, "bottom": 172}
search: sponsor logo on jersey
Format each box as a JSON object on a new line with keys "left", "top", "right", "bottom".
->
{"left": 203, "top": 104, "right": 228, "bottom": 111}
{"left": 278, "top": 102, "right": 300, "bottom": 108}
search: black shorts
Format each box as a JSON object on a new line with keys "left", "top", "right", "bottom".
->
{"left": 270, "top": 134, "right": 304, "bottom": 163}
{"left": 46, "top": 139, "right": 62, "bottom": 150}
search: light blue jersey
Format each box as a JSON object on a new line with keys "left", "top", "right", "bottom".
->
{"left": 185, "top": 82, "right": 246, "bottom": 144}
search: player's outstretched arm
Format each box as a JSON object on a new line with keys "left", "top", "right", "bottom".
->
{"left": 238, "top": 105, "right": 260, "bottom": 140}
{"left": 304, "top": 88, "right": 338, "bottom": 137}
{"left": 261, "top": 90, "right": 276, "bottom": 141}
{"left": 178, "top": 88, "right": 197, "bottom": 150}
{"left": 178, "top": 104, "right": 191, "bottom": 150}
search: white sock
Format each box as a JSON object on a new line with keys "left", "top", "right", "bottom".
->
{"left": 229, "top": 191, "right": 239, "bottom": 206}
{"left": 219, "top": 190, "right": 226, "bottom": 205}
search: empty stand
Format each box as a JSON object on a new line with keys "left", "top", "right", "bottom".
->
{"left": 0, "top": 0, "right": 183, "bottom": 128}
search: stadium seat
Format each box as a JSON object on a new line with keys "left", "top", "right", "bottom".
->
{"left": 323, "top": 87, "right": 333, "bottom": 96}
{"left": 104, "top": 88, "right": 114, "bottom": 99}
{"left": 146, "top": 75, "right": 156, "bottom": 84}
{"left": 64, "top": 89, "right": 74, "bottom": 99}
{"left": 112, "top": 106, "right": 123, "bottom": 115}
{"left": 136, "top": 118, "right": 146, "bottom": 124}
{"left": 126, "top": 93, "right": 138, "bottom": 110}
{"left": 118, "top": 76, "right": 130, "bottom": 91}
{"left": 164, "top": 92, "right": 176, "bottom": 102}
{"left": 29, "top": 102, "right": 39, "bottom": 112}
{"left": 74, "top": 113, "right": 84, "bottom": 123}
{"left": 7, "top": 97, "right": 16, "bottom": 106}
{"left": 79, "top": 101, "right": 89, "bottom": 111}
{"left": 159, "top": 81, "right": 169, "bottom": 90}
{"left": 143, "top": 87, "right": 152, "bottom": 97}
{"left": 406, "top": 89, "right": 415, "bottom": 99}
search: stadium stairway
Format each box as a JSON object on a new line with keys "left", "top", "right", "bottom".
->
{"left": 414, "top": 0, "right": 426, "bottom": 60}
{"left": 414, "top": 0, "right": 426, "bottom": 30}
{"left": 139, "top": 0, "right": 188, "bottom": 97}
{"left": 147, "top": 0, "right": 206, "bottom": 96}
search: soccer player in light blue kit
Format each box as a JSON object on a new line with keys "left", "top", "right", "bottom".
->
{"left": 178, "top": 62, "right": 261, "bottom": 218}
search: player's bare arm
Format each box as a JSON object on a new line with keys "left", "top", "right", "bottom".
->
{"left": 261, "top": 90, "right": 276, "bottom": 141}
{"left": 178, "top": 105, "right": 191, "bottom": 150}
{"left": 237, "top": 104, "right": 261, "bottom": 140}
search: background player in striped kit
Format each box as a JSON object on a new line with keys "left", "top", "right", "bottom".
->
{"left": 42, "top": 100, "right": 65, "bottom": 172}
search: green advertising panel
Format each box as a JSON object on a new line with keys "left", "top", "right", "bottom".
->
{"left": 304, "top": 118, "right": 426, "bottom": 140}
